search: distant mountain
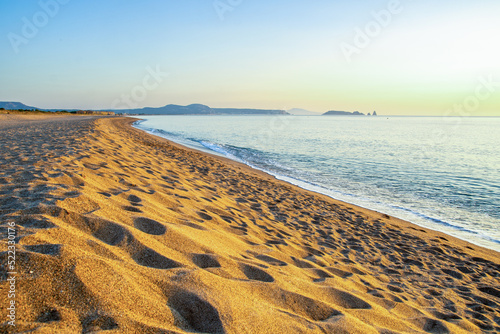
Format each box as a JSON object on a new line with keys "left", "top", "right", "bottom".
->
{"left": 136, "top": 104, "right": 212, "bottom": 115}
{"left": 0, "top": 101, "right": 38, "bottom": 110}
{"left": 0, "top": 101, "right": 288, "bottom": 115}
{"left": 212, "top": 108, "right": 287, "bottom": 115}
{"left": 115, "top": 104, "right": 288, "bottom": 115}
{"left": 0, "top": 101, "right": 78, "bottom": 112}
{"left": 322, "top": 110, "right": 365, "bottom": 116}
{"left": 287, "top": 108, "right": 321, "bottom": 116}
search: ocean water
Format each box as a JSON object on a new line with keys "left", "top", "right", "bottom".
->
{"left": 134, "top": 115, "right": 500, "bottom": 252}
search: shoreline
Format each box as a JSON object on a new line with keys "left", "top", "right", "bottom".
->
{"left": 132, "top": 116, "right": 500, "bottom": 253}
{"left": 1, "top": 115, "right": 499, "bottom": 333}
{"left": 129, "top": 116, "right": 499, "bottom": 257}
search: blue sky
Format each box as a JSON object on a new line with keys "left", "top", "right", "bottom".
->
{"left": 0, "top": 0, "right": 499, "bottom": 115}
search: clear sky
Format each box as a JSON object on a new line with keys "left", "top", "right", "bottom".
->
{"left": 0, "top": 0, "right": 499, "bottom": 115}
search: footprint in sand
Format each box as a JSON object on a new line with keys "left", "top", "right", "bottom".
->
{"left": 429, "top": 309, "right": 462, "bottom": 321}
{"left": 133, "top": 217, "right": 166, "bottom": 235}
{"left": 478, "top": 286, "right": 500, "bottom": 299}
{"left": 321, "top": 287, "right": 372, "bottom": 309}
{"left": 275, "top": 289, "right": 342, "bottom": 322}
{"left": 15, "top": 217, "right": 57, "bottom": 229}
{"left": 240, "top": 263, "right": 274, "bottom": 282}
{"left": 24, "top": 244, "right": 61, "bottom": 256}
{"left": 127, "top": 194, "right": 142, "bottom": 203}
{"left": 325, "top": 267, "right": 353, "bottom": 279}
{"left": 167, "top": 290, "right": 225, "bottom": 334}
{"left": 36, "top": 309, "right": 61, "bottom": 323}
{"left": 81, "top": 313, "right": 119, "bottom": 333}
{"left": 64, "top": 190, "right": 80, "bottom": 198}
{"left": 86, "top": 217, "right": 181, "bottom": 270}
{"left": 197, "top": 211, "right": 213, "bottom": 221}
{"left": 247, "top": 282, "right": 342, "bottom": 322}
{"left": 219, "top": 215, "right": 234, "bottom": 223}
{"left": 255, "top": 254, "right": 287, "bottom": 266}
{"left": 192, "top": 253, "right": 221, "bottom": 269}
{"left": 472, "top": 294, "right": 499, "bottom": 308}
{"left": 308, "top": 268, "right": 332, "bottom": 282}
{"left": 92, "top": 220, "right": 126, "bottom": 246}
{"left": 132, "top": 248, "right": 182, "bottom": 269}
{"left": 387, "top": 284, "right": 404, "bottom": 293}
{"left": 456, "top": 265, "right": 475, "bottom": 274}
{"left": 409, "top": 317, "right": 450, "bottom": 334}
{"left": 178, "top": 220, "right": 208, "bottom": 231}
{"left": 441, "top": 268, "right": 463, "bottom": 279}
{"left": 122, "top": 205, "right": 142, "bottom": 213}
{"left": 290, "top": 256, "right": 315, "bottom": 269}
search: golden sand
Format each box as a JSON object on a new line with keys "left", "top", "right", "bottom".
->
{"left": 1, "top": 115, "right": 499, "bottom": 333}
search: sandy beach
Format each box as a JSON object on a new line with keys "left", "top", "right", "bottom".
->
{"left": 1, "top": 114, "right": 499, "bottom": 333}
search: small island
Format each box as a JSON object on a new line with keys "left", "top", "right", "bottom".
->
{"left": 322, "top": 110, "right": 365, "bottom": 116}
{"left": 322, "top": 110, "right": 378, "bottom": 116}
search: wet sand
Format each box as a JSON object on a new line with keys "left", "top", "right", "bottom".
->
{"left": 1, "top": 114, "right": 499, "bottom": 333}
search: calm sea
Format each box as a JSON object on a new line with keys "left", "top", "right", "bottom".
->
{"left": 134, "top": 115, "right": 500, "bottom": 252}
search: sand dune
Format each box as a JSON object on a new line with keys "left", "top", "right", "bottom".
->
{"left": 1, "top": 115, "right": 499, "bottom": 333}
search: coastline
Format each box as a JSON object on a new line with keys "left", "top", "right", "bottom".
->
{"left": 130, "top": 116, "right": 499, "bottom": 257}
{"left": 133, "top": 116, "right": 500, "bottom": 253}
{"left": 1, "top": 115, "right": 499, "bottom": 333}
